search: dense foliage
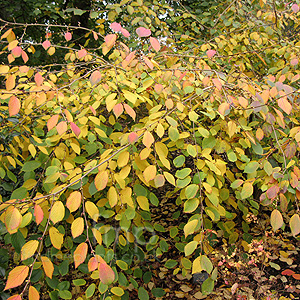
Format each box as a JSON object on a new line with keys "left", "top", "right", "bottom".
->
{"left": 1, "top": 0, "right": 300, "bottom": 299}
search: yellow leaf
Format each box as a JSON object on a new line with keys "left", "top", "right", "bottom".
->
{"left": 184, "top": 219, "right": 198, "bottom": 238}
{"left": 92, "top": 228, "right": 102, "bottom": 245}
{"left": 143, "top": 165, "right": 156, "bottom": 183}
{"left": 143, "top": 131, "right": 154, "bottom": 148}
{"left": 271, "top": 209, "right": 283, "bottom": 232}
{"left": 5, "top": 207, "right": 22, "bottom": 234}
{"left": 85, "top": 201, "right": 99, "bottom": 221}
{"left": 95, "top": 170, "right": 109, "bottom": 191}
{"left": 123, "top": 90, "right": 137, "bottom": 104}
{"left": 66, "top": 191, "right": 81, "bottom": 212}
{"left": 50, "top": 201, "right": 65, "bottom": 224}
{"left": 107, "top": 186, "right": 118, "bottom": 208}
{"left": 117, "top": 151, "right": 129, "bottom": 168}
{"left": 71, "top": 217, "right": 84, "bottom": 238}
{"left": 4, "top": 266, "right": 29, "bottom": 290}
{"left": 227, "top": 121, "right": 236, "bottom": 137}
{"left": 290, "top": 214, "right": 300, "bottom": 236}
{"left": 21, "top": 240, "right": 39, "bottom": 261}
{"left": 156, "top": 123, "right": 165, "bottom": 138}
{"left": 74, "top": 242, "right": 88, "bottom": 268}
{"left": 136, "top": 196, "right": 149, "bottom": 211}
{"left": 49, "top": 227, "right": 63, "bottom": 249}
{"left": 29, "top": 285, "right": 40, "bottom": 300}
{"left": 41, "top": 256, "right": 54, "bottom": 278}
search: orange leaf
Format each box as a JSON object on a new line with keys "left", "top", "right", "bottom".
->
{"left": 123, "top": 103, "right": 136, "bottom": 120}
{"left": 5, "top": 207, "right": 22, "bottom": 234}
{"left": 128, "top": 132, "right": 138, "bottom": 144}
{"left": 21, "top": 50, "right": 29, "bottom": 63}
{"left": 212, "top": 78, "right": 222, "bottom": 90}
{"left": 70, "top": 122, "right": 81, "bottom": 137}
{"left": 29, "top": 286, "right": 40, "bottom": 300}
{"left": 281, "top": 269, "right": 295, "bottom": 276}
{"left": 34, "top": 72, "right": 43, "bottom": 86}
{"left": 150, "top": 37, "right": 160, "bottom": 52}
{"left": 90, "top": 70, "right": 102, "bottom": 86}
{"left": 47, "top": 115, "right": 59, "bottom": 131}
{"left": 95, "top": 170, "right": 109, "bottom": 191}
{"left": 88, "top": 256, "right": 99, "bottom": 272}
{"left": 4, "top": 266, "right": 29, "bottom": 290}
{"left": 34, "top": 204, "right": 44, "bottom": 225}
{"left": 104, "top": 34, "right": 117, "bottom": 48}
{"left": 143, "top": 131, "right": 154, "bottom": 148}
{"left": 154, "top": 84, "right": 163, "bottom": 94}
{"left": 6, "top": 75, "right": 15, "bottom": 90}
{"left": 278, "top": 98, "right": 292, "bottom": 115}
{"left": 98, "top": 256, "right": 115, "bottom": 285}
{"left": 218, "top": 103, "right": 230, "bottom": 116}
{"left": 41, "top": 256, "right": 54, "bottom": 278}
{"left": 8, "top": 96, "right": 20, "bottom": 116}
{"left": 74, "top": 242, "right": 88, "bottom": 268}
{"left": 77, "top": 49, "right": 87, "bottom": 59}
{"left": 7, "top": 295, "right": 21, "bottom": 300}
{"left": 66, "top": 191, "right": 82, "bottom": 212}
{"left": 56, "top": 121, "right": 68, "bottom": 135}
{"left": 292, "top": 273, "right": 300, "bottom": 280}
{"left": 143, "top": 55, "right": 154, "bottom": 69}
{"left": 113, "top": 103, "right": 123, "bottom": 118}
{"left": 42, "top": 40, "right": 51, "bottom": 50}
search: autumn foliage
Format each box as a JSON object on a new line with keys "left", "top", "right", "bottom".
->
{"left": 0, "top": 0, "right": 300, "bottom": 299}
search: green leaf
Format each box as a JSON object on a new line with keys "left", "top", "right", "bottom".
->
{"left": 111, "top": 287, "right": 124, "bottom": 296}
{"left": 164, "top": 259, "right": 178, "bottom": 269}
{"left": 201, "top": 277, "right": 214, "bottom": 295}
{"left": 173, "top": 155, "right": 185, "bottom": 168}
{"left": 169, "top": 127, "right": 180, "bottom": 141}
{"left": 244, "top": 161, "right": 259, "bottom": 173}
{"left": 175, "top": 168, "right": 191, "bottom": 179}
{"left": 184, "top": 241, "right": 198, "bottom": 256}
{"left": 85, "top": 283, "right": 96, "bottom": 298}
{"left": 184, "top": 199, "right": 199, "bottom": 213}
{"left": 58, "top": 290, "right": 72, "bottom": 300}
{"left": 72, "top": 279, "right": 86, "bottom": 286}
{"left": 116, "top": 260, "right": 128, "bottom": 270}
{"left": 152, "top": 288, "right": 166, "bottom": 297}
{"left": 22, "top": 160, "right": 41, "bottom": 172}
{"left": 187, "top": 144, "right": 197, "bottom": 157}
{"left": 185, "top": 184, "right": 199, "bottom": 199}
{"left": 138, "top": 287, "right": 149, "bottom": 300}
{"left": 241, "top": 182, "right": 253, "bottom": 199}
{"left": 200, "top": 255, "right": 213, "bottom": 273}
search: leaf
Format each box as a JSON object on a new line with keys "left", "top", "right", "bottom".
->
{"left": 41, "top": 256, "right": 54, "bottom": 278}
{"left": 95, "top": 170, "right": 109, "bottom": 190}
{"left": 66, "top": 191, "right": 81, "bottom": 212}
{"left": 271, "top": 209, "right": 283, "bottom": 232}
{"left": 70, "top": 122, "right": 81, "bottom": 137}
{"left": 64, "top": 32, "right": 72, "bottom": 41}
{"left": 47, "top": 115, "right": 59, "bottom": 131}
{"left": 8, "top": 96, "right": 20, "bottom": 116}
{"left": 77, "top": 49, "right": 87, "bottom": 59}
{"left": 292, "top": 3, "right": 299, "bottom": 13}
{"left": 143, "top": 55, "right": 154, "bottom": 69}
{"left": 21, "top": 240, "right": 39, "bottom": 260}
{"left": 121, "top": 28, "right": 130, "bottom": 38}
{"left": 92, "top": 228, "right": 102, "bottom": 245}
{"left": 98, "top": 256, "right": 115, "bottom": 285}
{"left": 113, "top": 103, "right": 123, "bottom": 118}
{"left": 105, "top": 34, "right": 117, "bottom": 48}
{"left": 34, "top": 72, "right": 43, "bottom": 86}
{"left": 49, "top": 227, "right": 63, "bottom": 249}
{"left": 56, "top": 121, "right": 68, "bottom": 135}
{"left": 42, "top": 40, "right": 51, "bottom": 50}
{"left": 4, "top": 265, "right": 29, "bottom": 290}
{"left": 150, "top": 37, "right": 160, "bottom": 52}
{"left": 143, "top": 131, "right": 154, "bottom": 148}
{"left": 290, "top": 214, "right": 300, "bottom": 236}
{"left": 278, "top": 98, "right": 292, "bottom": 114}
{"left": 184, "top": 219, "right": 198, "bottom": 237}
{"left": 218, "top": 103, "right": 230, "bottom": 116}
{"left": 123, "top": 90, "right": 137, "bottom": 104}
{"left": 5, "top": 207, "right": 22, "bottom": 234}
{"left": 128, "top": 132, "right": 138, "bottom": 144}
{"left": 184, "top": 241, "right": 198, "bottom": 256}
{"left": 110, "top": 22, "right": 122, "bottom": 32}
{"left": 7, "top": 295, "right": 21, "bottom": 300}
{"left": 90, "top": 70, "right": 102, "bottom": 86}
{"left": 124, "top": 103, "right": 136, "bottom": 120}
{"left": 85, "top": 201, "right": 99, "bottom": 221}
{"left": 71, "top": 217, "right": 84, "bottom": 238}
{"left": 154, "top": 174, "right": 165, "bottom": 187}
{"left": 21, "top": 50, "right": 28, "bottom": 63}
{"left": 6, "top": 75, "right": 15, "bottom": 91}
{"left": 11, "top": 46, "right": 22, "bottom": 58}
{"left": 136, "top": 27, "right": 151, "bottom": 37}
{"left": 74, "top": 242, "right": 88, "bottom": 268}
{"left": 50, "top": 201, "right": 65, "bottom": 224}
{"left": 29, "top": 286, "right": 40, "bottom": 300}
{"left": 206, "top": 49, "right": 216, "bottom": 58}
{"left": 241, "top": 182, "right": 253, "bottom": 199}
{"left": 281, "top": 269, "right": 295, "bottom": 276}
{"left": 137, "top": 196, "right": 149, "bottom": 211}
{"left": 34, "top": 204, "right": 44, "bottom": 225}
{"left": 143, "top": 165, "right": 156, "bottom": 183}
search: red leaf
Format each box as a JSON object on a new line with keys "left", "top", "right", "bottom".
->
{"left": 21, "top": 51, "right": 28, "bottom": 63}
{"left": 292, "top": 273, "right": 300, "bottom": 280}
{"left": 64, "top": 32, "right": 72, "bottom": 41}
{"left": 124, "top": 103, "right": 136, "bottom": 120}
{"left": 70, "top": 122, "right": 81, "bottom": 137}
{"left": 105, "top": 34, "right": 117, "bottom": 48}
{"left": 113, "top": 103, "right": 124, "bottom": 118}
{"left": 98, "top": 256, "right": 115, "bottom": 285}
{"left": 34, "top": 204, "right": 44, "bottom": 225}
{"left": 121, "top": 28, "right": 130, "bottom": 38}
{"left": 136, "top": 27, "right": 151, "bottom": 37}
{"left": 128, "top": 132, "right": 138, "bottom": 144}
{"left": 8, "top": 96, "right": 20, "bottom": 116}
{"left": 42, "top": 40, "right": 51, "bottom": 50}
{"left": 77, "top": 49, "right": 87, "bottom": 59}
{"left": 110, "top": 22, "right": 122, "bottom": 32}
{"left": 281, "top": 269, "right": 295, "bottom": 276}
{"left": 74, "top": 243, "right": 88, "bottom": 268}
{"left": 206, "top": 49, "right": 216, "bottom": 58}
{"left": 90, "top": 70, "right": 102, "bottom": 86}
{"left": 34, "top": 72, "right": 44, "bottom": 86}
{"left": 150, "top": 37, "right": 160, "bottom": 52}
{"left": 4, "top": 266, "right": 29, "bottom": 290}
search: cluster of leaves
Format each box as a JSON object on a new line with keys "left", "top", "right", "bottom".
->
{"left": 1, "top": 0, "right": 300, "bottom": 299}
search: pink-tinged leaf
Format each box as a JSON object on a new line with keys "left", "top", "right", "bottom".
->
{"left": 143, "top": 131, "right": 154, "bottom": 148}
{"left": 143, "top": 55, "right": 153, "bottom": 69}
{"left": 90, "top": 70, "right": 102, "bottom": 86}
{"left": 278, "top": 98, "right": 292, "bottom": 114}
{"left": 292, "top": 3, "right": 299, "bottom": 13}
{"left": 21, "top": 51, "right": 28, "bottom": 63}
{"left": 74, "top": 243, "right": 88, "bottom": 268}
{"left": 70, "top": 122, "right": 81, "bottom": 137}
{"left": 47, "top": 115, "right": 59, "bottom": 131}
{"left": 136, "top": 27, "right": 151, "bottom": 37}
{"left": 291, "top": 58, "right": 298, "bottom": 66}
{"left": 110, "top": 22, "right": 122, "bottom": 32}
{"left": 4, "top": 265, "right": 29, "bottom": 290}
{"left": 270, "top": 209, "right": 283, "bottom": 232}
{"left": 11, "top": 46, "right": 22, "bottom": 58}
{"left": 122, "top": 51, "right": 136, "bottom": 68}
{"left": 178, "top": 71, "right": 187, "bottom": 82}
{"left": 8, "top": 96, "right": 20, "bottom": 116}
{"left": 123, "top": 103, "right": 136, "bottom": 120}
{"left": 88, "top": 256, "right": 99, "bottom": 272}
{"left": 56, "top": 121, "right": 68, "bottom": 135}
{"left": 212, "top": 78, "right": 223, "bottom": 90}
{"left": 64, "top": 32, "right": 72, "bottom": 41}
{"left": 98, "top": 256, "right": 115, "bottom": 285}
{"left": 121, "top": 28, "right": 130, "bottom": 38}
{"left": 154, "top": 84, "right": 164, "bottom": 94}
{"left": 66, "top": 191, "right": 81, "bottom": 213}
{"left": 206, "top": 49, "right": 216, "bottom": 58}
{"left": 34, "top": 204, "right": 44, "bottom": 225}
{"left": 128, "top": 132, "right": 138, "bottom": 144}
{"left": 77, "top": 49, "right": 87, "bottom": 59}
{"left": 150, "top": 37, "right": 160, "bottom": 52}
{"left": 28, "top": 285, "right": 40, "bottom": 300}
{"left": 42, "top": 40, "right": 51, "bottom": 50}
{"left": 7, "top": 295, "right": 21, "bottom": 300}
{"left": 92, "top": 31, "right": 98, "bottom": 40}
{"left": 89, "top": 105, "right": 96, "bottom": 116}
{"left": 218, "top": 102, "right": 230, "bottom": 116}
{"left": 113, "top": 103, "right": 124, "bottom": 118}
{"left": 8, "top": 54, "right": 15, "bottom": 63}
{"left": 105, "top": 34, "right": 117, "bottom": 48}
{"left": 154, "top": 174, "right": 165, "bottom": 187}
{"left": 290, "top": 214, "right": 300, "bottom": 236}
{"left": 34, "top": 72, "right": 44, "bottom": 86}
{"left": 281, "top": 269, "right": 295, "bottom": 276}
{"left": 266, "top": 185, "right": 279, "bottom": 199}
